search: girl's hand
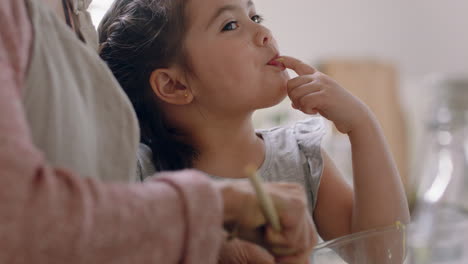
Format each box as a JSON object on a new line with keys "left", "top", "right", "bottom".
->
{"left": 280, "top": 56, "right": 370, "bottom": 134}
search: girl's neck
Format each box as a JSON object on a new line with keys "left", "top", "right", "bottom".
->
{"left": 189, "top": 113, "right": 265, "bottom": 179}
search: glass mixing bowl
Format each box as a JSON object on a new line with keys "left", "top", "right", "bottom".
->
{"left": 310, "top": 222, "right": 407, "bottom": 264}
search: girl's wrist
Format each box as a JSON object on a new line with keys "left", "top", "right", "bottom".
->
{"left": 347, "top": 104, "right": 378, "bottom": 136}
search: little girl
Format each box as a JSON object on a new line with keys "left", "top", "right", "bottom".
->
{"left": 99, "top": 0, "right": 409, "bottom": 260}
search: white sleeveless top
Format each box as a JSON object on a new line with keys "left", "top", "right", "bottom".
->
{"left": 137, "top": 118, "right": 327, "bottom": 213}
{"left": 22, "top": 0, "right": 139, "bottom": 182}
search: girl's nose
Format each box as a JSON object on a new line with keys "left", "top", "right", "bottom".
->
{"left": 254, "top": 26, "right": 272, "bottom": 47}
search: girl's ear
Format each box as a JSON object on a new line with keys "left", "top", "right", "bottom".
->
{"left": 149, "top": 69, "right": 193, "bottom": 105}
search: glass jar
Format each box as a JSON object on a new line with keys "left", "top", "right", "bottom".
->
{"left": 408, "top": 75, "right": 468, "bottom": 264}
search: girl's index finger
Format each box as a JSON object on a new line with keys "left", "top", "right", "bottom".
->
{"left": 277, "top": 56, "right": 317, "bottom": 76}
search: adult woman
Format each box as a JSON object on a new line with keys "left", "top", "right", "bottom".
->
{"left": 0, "top": 0, "right": 316, "bottom": 263}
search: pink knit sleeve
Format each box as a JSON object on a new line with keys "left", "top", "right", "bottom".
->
{"left": 0, "top": 1, "right": 223, "bottom": 263}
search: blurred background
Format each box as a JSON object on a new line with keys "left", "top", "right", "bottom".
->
{"left": 89, "top": 0, "right": 468, "bottom": 204}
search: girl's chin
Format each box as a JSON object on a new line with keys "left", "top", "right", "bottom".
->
{"left": 259, "top": 90, "right": 288, "bottom": 109}
{"left": 276, "top": 69, "right": 291, "bottom": 83}
{"left": 273, "top": 92, "right": 288, "bottom": 105}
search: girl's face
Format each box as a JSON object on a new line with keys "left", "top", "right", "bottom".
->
{"left": 183, "top": 0, "right": 289, "bottom": 116}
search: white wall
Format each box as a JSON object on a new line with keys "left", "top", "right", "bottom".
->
{"left": 255, "top": 0, "right": 468, "bottom": 78}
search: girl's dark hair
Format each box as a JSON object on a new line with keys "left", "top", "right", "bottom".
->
{"left": 98, "top": 0, "right": 197, "bottom": 171}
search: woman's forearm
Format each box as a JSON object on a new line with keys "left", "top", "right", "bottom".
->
{"left": 348, "top": 112, "right": 410, "bottom": 231}
{"left": 0, "top": 1, "right": 225, "bottom": 262}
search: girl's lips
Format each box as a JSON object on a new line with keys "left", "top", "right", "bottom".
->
{"left": 267, "top": 57, "right": 286, "bottom": 69}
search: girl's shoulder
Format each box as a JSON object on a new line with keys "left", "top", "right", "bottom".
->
{"left": 256, "top": 116, "right": 325, "bottom": 133}
{"left": 136, "top": 143, "right": 157, "bottom": 181}
{"left": 256, "top": 117, "right": 327, "bottom": 153}
{"left": 255, "top": 116, "right": 327, "bottom": 178}
{"left": 256, "top": 117, "right": 327, "bottom": 212}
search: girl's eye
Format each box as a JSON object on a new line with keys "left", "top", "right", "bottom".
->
{"left": 222, "top": 21, "right": 239, "bottom": 31}
{"left": 251, "top": 14, "right": 264, "bottom": 24}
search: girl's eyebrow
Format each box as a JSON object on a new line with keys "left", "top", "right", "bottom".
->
{"left": 205, "top": 0, "right": 254, "bottom": 30}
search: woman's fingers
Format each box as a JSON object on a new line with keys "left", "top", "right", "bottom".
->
{"left": 279, "top": 56, "right": 317, "bottom": 76}
{"left": 270, "top": 247, "right": 299, "bottom": 257}
{"left": 265, "top": 226, "right": 289, "bottom": 246}
{"left": 275, "top": 253, "right": 310, "bottom": 264}
{"left": 219, "top": 181, "right": 317, "bottom": 262}
{"left": 219, "top": 239, "right": 276, "bottom": 264}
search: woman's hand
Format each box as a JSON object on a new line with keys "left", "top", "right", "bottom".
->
{"left": 279, "top": 56, "right": 371, "bottom": 134}
{"left": 218, "top": 239, "right": 275, "bottom": 264}
{"left": 215, "top": 181, "right": 317, "bottom": 264}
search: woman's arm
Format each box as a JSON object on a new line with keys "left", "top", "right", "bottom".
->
{"left": 0, "top": 1, "right": 224, "bottom": 263}
{"left": 1, "top": 4, "right": 318, "bottom": 263}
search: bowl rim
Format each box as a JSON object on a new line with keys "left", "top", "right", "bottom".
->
{"left": 313, "top": 222, "right": 407, "bottom": 251}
